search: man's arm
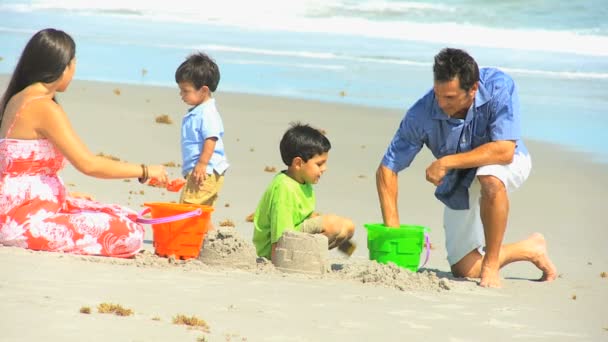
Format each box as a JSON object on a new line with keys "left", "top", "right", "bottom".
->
{"left": 426, "top": 140, "right": 515, "bottom": 186}
{"left": 376, "top": 164, "right": 400, "bottom": 228}
{"left": 444, "top": 140, "right": 515, "bottom": 169}
{"left": 376, "top": 99, "right": 426, "bottom": 228}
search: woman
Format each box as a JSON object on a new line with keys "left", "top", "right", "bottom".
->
{"left": 0, "top": 28, "right": 169, "bottom": 257}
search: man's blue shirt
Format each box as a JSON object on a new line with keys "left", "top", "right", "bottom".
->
{"left": 381, "top": 68, "right": 528, "bottom": 209}
{"left": 181, "top": 98, "right": 229, "bottom": 177}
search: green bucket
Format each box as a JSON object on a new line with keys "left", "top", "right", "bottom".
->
{"left": 364, "top": 223, "right": 430, "bottom": 272}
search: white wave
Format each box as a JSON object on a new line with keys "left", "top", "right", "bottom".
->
{"left": 210, "top": 45, "right": 608, "bottom": 79}
{"left": 166, "top": 43, "right": 429, "bottom": 67}
{"left": 0, "top": 0, "right": 319, "bottom": 17}
{"left": 227, "top": 59, "right": 345, "bottom": 70}
{"left": 0, "top": 26, "right": 37, "bottom": 34}
{"left": 180, "top": 43, "right": 608, "bottom": 79}
{"left": 4, "top": 0, "right": 449, "bottom": 15}
{"left": 2, "top": 1, "right": 608, "bottom": 56}
{"left": 498, "top": 67, "right": 608, "bottom": 80}
{"left": 325, "top": 0, "right": 453, "bottom": 14}
{"left": 203, "top": 45, "right": 337, "bottom": 60}
{"left": 0, "top": 23, "right": 604, "bottom": 81}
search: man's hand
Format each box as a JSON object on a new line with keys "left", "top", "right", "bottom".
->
{"left": 192, "top": 163, "right": 207, "bottom": 186}
{"left": 425, "top": 158, "right": 449, "bottom": 186}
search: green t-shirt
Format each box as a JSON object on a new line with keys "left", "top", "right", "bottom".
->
{"left": 252, "top": 172, "right": 315, "bottom": 258}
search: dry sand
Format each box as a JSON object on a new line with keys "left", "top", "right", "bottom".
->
{"left": 1, "top": 76, "right": 607, "bottom": 341}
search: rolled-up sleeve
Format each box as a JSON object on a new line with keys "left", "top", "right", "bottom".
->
{"left": 201, "top": 109, "right": 223, "bottom": 140}
{"left": 381, "top": 110, "right": 423, "bottom": 173}
{"left": 490, "top": 78, "right": 521, "bottom": 142}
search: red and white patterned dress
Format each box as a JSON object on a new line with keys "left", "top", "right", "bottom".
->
{"left": 0, "top": 99, "right": 144, "bottom": 258}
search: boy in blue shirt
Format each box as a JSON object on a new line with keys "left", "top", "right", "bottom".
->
{"left": 253, "top": 123, "right": 355, "bottom": 260}
{"left": 175, "top": 52, "right": 228, "bottom": 207}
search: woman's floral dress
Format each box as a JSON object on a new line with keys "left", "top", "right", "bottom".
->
{"left": 0, "top": 98, "right": 144, "bottom": 258}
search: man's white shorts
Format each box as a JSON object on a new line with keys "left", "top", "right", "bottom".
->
{"left": 443, "top": 153, "right": 532, "bottom": 266}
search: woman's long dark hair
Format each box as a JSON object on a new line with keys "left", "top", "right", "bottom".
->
{"left": 0, "top": 28, "right": 76, "bottom": 125}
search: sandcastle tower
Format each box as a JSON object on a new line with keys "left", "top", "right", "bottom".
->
{"left": 198, "top": 227, "right": 257, "bottom": 269}
{"left": 272, "top": 231, "right": 329, "bottom": 275}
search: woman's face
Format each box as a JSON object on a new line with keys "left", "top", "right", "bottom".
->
{"left": 57, "top": 57, "right": 76, "bottom": 92}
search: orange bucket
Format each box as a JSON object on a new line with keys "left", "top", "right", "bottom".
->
{"left": 138, "top": 202, "right": 214, "bottom": 259}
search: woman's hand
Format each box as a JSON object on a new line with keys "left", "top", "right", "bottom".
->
{"left": 147, "top": 165, "right": 169, "bottom": 187}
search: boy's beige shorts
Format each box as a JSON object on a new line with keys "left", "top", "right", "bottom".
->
{"left": 179, "top": 171, "right": 225, "bottom": 207}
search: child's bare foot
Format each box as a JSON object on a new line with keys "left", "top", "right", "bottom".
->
{"left": 527, "top": 233, "right": 558, "bottom": 281}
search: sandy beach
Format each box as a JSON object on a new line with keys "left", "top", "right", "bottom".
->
{"left": 1, "top": 75, "right": 607, "bottom": 341}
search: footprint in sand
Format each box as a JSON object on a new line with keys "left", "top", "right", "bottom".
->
{"left": 400, "top": 321, "right": 431, "bottom": 329}
{"left": 389, "top": 309, "right": 448, "bottom": 321}
{"left": 484, "top": 318, "right": 526, "bottom": 329}
{"left": 431, "top": 303, "right": 466, "bottom": 310}
{"left": 338, "top": 320, "right": 368, "bottom": 329}
{"left": 512, "top": 331, "right": 588, "bottom": 339}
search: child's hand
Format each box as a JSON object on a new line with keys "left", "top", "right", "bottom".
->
{"left": 192, "top": 163, "right": 207, "bottom": 185}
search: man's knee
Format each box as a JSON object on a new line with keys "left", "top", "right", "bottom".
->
{"left": 478, "top": 175, "right": 506, "bottom": 201}
{"left": 450, "top": 249, "right": 482, "bottom": 278}
{"left": 450, "top": 264, "right": 466, "bottom": 278}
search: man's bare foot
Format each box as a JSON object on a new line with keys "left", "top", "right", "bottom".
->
{"left": 479, "top": 262, "right": 502, "bottom": 288}
{"left": 527, "top": 233, "right": 558, "bottom": 281}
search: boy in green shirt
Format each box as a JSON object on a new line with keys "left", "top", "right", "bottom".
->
{"left": 253, "top": 123, "right": 355, "bottom": 260}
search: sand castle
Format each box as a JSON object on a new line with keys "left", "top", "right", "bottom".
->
{"left": 271, "top": 230, "right": 329, "bottom": 275}
{"left": 198, "top": 227, "right": 329, "bottom": 275}
{"left": 198, "top": 227, "right": 257, "bottom": 270}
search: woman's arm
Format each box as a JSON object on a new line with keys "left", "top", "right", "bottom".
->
{"left": 36, "top": 99, "right": 162, "bottom": 180}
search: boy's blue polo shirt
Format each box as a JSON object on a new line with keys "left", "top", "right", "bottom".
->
{"left": 181, "top": 98, "right": 229, "bottom": 177}
{"left": 381, "top": 68, "right": 528, "bottom": 209}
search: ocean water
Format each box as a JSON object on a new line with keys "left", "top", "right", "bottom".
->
{"left": 0, "top": 0, "right": 606, "bottom": 162}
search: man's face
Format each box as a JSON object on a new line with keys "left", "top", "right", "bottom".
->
{"left": 433, "top": 77, "right": 477, "bottom": 117}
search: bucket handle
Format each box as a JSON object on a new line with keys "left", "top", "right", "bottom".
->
{"left": 136, "top": 207, "right": 202, "bottom": 225}
{"left": 420, "top": 232, "right": 431, "bottom": 269}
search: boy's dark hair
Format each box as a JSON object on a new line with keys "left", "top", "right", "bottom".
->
{"left": 280, "top": 122, "right": 331, "bottom": 166}
{"left": 175, "top": 52, "right": 220, "bottom": 92}
{"left": 433, "top": 48, "right": 479, "bottom": 91}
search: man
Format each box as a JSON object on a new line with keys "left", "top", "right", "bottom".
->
{"left": 376, "top": 48, "right": 557, "bottom": 287}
